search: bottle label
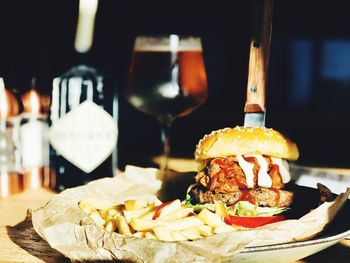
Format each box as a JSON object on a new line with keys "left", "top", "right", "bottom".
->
{"left": 20, "top": 119, "right": 49, "bottom": 167}
{"left": 49, "top": 100, "right": 117, "bottom": 173}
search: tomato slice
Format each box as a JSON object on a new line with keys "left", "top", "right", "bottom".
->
{"left": 224, "top": 215, "right": 285, "bottom": 228}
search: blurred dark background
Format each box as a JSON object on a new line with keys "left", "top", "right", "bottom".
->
{"left": 1, "top": 0, "right": 350, "bottom": 168}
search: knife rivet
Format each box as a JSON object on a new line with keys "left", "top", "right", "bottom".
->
{"left": 253, "top": 41, "right": 260, "bottom": 48}
{"left": 250, "top": 87, "right": 257, "bottom": 93}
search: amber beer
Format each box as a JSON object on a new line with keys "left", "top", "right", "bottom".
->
{"left": 126, "top": 44, "right": 208, "bottom": 122}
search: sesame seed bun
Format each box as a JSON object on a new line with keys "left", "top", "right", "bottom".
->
{"left": 195, "top": 126, "right": 299, "bottom": 161}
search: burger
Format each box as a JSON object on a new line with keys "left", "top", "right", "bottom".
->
{"left": 186, "top": 126, "right": 299, "bottom": 228}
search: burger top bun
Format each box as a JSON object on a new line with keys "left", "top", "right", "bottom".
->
{"left": 195, "top": 126, "right": 299, "bottom": 161}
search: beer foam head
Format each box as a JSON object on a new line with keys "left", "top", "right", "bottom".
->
{"left": 134, "top": 35, "right": 203, "bottom": 52}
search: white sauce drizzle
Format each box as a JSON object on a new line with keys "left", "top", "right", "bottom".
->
{"left": 270, "top": 157, "right": 291, "bottom": 183}
{"left": 235, "top": 154, "right": 291, "bottom": 188}
{"left": 244, "top": 154, "right": 272, "bottom": 188}
{"left": 237, "top": 155, "right": 255, "bottom": 188}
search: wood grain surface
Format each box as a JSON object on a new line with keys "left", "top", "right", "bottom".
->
{"left": 0, "top": 214, "right": 69, "bottom": 263}
{"left": 0, "top": 188, "right": 54, "bottom": 226}
{"left": 0, "top": 188, "right": 69, "bottom": 263}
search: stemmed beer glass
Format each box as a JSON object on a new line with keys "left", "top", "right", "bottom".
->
{"left": 126, "top": 35, "right": 208, "bottom": 173}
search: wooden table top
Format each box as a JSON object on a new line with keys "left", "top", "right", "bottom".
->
{"left": 1, "top": 161, "right": 350, "bottom": 262}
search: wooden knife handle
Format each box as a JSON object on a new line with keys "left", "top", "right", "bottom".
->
{"left": 244, "top": 0, "right": 273, "bottom": 113}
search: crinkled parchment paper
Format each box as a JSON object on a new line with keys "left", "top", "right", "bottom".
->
{"left": 32, "top": 166, "right": 350, "bottom": 263}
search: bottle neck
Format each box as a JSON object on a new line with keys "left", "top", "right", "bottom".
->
{"left": 73, "top": 50, "right": 95, "bottom": 68}
{"left": 73, "top": 0, "right": 98, "bottom": 68}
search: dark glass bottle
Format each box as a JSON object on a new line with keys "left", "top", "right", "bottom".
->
{"left": 49, "top": 0, "right": 118, "bottom": 191}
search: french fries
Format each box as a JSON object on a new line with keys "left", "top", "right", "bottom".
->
{"left": 197, "top": 209, "right": 226, "bottom": 227}
{"left": 166, "top": 216, "right": 203, "bottom": 231}
{"left": 214, "top": 224, "right": 236, "bottom": 234}
{"left": 156, "top": 199, "right": 181, "bottom": 218}
{"left": 133, "top": 231, "right": 145, "bottom": 238}
{"left": 105, "top": 220, "right": 117, "bottom": 233}
{"left": 130, "top": 218, "right": 166, "bottom": 231}
{"left": 89, "top": 211, "right": 105, "bottom": 227}
{"left": 78, "top": 197, "right": 237, "bottom": 242}
{"left": 78, "top": 201, "right": 93, "bottom": 215}
{"left": 180, "top": 227, "right": 202, "bottom": 240}
{"left": 153, "top": 226, "right": 174, "bottom": 241}
{"left": 123, "top": 203, "right": 155, "bottom": 223}
{"left": 171, "top": 231, "right": 188, "bottom": 241}
{"left": 214, "top": 200, "right": 228, "bottom": 219}
{"left": 144, "top": 231, "right": 157, "bottom": 239}
{"left": 125, "top": 200, "right": 149, "bottom": 210}
{"left": 116, "top": 215, "right": 133, "bottom": 236}
{"left": 196, "top": 225, "right": 213, "bottom": 237}
{"left": 156, "top": 207, "right": 193, "bottom": 222}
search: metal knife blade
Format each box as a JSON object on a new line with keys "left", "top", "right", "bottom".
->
{"left": 244, "top": 112, "right": 265, "bottom": 127}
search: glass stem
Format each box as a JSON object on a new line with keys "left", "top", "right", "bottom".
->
{"left": 160, "top": 119, "right": 172, "bottom": 172}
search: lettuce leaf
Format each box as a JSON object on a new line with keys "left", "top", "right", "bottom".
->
{"left": 229, "top": 201, "right": 288, "bottom": 217}
{"left": 185, "top": 194, "right": 215, "bottom": 213}
{"left": 185, "top": 194, "right": 195, "bottom": 207}
{"left": 185, "top": 194, "right": 288, "bottom": 216}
